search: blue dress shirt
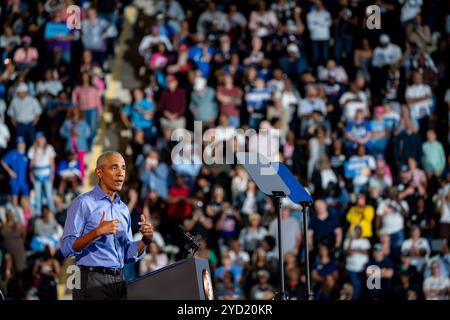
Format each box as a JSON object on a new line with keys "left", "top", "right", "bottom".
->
{"left": 60, "top": 184, "right": 144, "bottom": 268}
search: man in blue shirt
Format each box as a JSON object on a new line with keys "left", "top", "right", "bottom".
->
{"left": 60, "top": 151, "right": 154, "bottom": 300}
{"left": 1, "top": 136, "right": 29, "bottom": 208}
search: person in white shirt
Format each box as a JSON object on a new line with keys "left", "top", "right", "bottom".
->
{"left": 372, "top": 34, "right": 402, "bottom": 68}
{"left": 376, "top": 187, "right": 408, "bottom": 255}
{"left": 318, "top": 59, "right": 348, "bottom": 84}
{"left": 28, "top": 132, "right": 57, "bottom": 216}
{"left": 343, "top": 225, "right": 371, "bottom": 300}
{"left": 269, "top": 207, "right": 301, "bottom": 257}
{"left": 306, "top": 0, "right": 332, "bottom": 66}
{"left": 423, "top": 260, "right": 450, "bottom": 300}
{"left": 138, "top": 25, "right": 173, "bottom": 63}
{"left": 339, "top": 81, "right": 369, "bottom": 123}
{"left": 405, "top": 72, "right": 432, "bottom": 126}
{"left": 401, "top": 225, "right": 430, "bottom": 272}
{"left": 196, "top": 1, "right": 230, "bottom": 35}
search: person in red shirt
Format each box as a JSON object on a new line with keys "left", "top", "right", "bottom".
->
{"left": 158, "top": 75, "right": 187, "bottom": 131}
{"left": 167, "top": 175, "right": 192, "bottom": 223}
{"left": 216, "top": 72, "right": 243, "bottom": 128}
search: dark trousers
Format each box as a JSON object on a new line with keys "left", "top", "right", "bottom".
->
{"left": 16, "top": 122, "right": 35, "bottom": 147}
{"left": 73, "top": 268, "right": 127, "bottom": 300}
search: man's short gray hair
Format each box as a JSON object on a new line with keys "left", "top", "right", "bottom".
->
{"left": 96, "top": 151, "right": 123, "bottom": 168}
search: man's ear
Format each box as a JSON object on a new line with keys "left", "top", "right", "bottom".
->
{"left": 95, "top": 167, "right": 102, "bottom": 180}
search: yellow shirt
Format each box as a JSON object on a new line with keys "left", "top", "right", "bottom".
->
{"left": 346, "top": 205, "right": 375, "bottom": 238}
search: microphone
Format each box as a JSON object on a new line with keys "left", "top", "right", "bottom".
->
{"left": 177, "top": 225, "right": 200, "bottom": 255}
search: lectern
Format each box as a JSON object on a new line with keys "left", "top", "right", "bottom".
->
{"left": 127, "top": 258, "right": 214, "bottom": 300}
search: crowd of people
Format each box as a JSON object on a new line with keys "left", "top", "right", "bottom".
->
{"left": 1, "top": 0, "right": 450, "bottom": 300}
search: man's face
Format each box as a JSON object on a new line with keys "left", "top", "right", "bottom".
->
{"left": 96, "top": 154, "right": 126, "bottom": 192}
{"left": 18, "top": 91, "right": 27, "bottom": 99}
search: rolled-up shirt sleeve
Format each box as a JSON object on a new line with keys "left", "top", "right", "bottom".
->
{"left": 60, "top": 198, "right": 86, "bottom": 258}
{"left": 124, "top": 216, "right": 145, "bottom": 264}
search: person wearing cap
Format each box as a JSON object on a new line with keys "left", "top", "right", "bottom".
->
{"left": 279, "top": 42, "right": 308, "bottom": 81}
{"left": 1, "top": 137, "right": 30, "bottom": 208}
{"left": 250, "top": 269, "right": 275, "bottom": 300}
{"left": 372, "top": 34, "right": 402, "bottom": 68}
{"left": 189, "top": 77, "right": 217, "bottom": 126}
{"left": 7, "top": 83, "right": 42, "bottom": 146}
{"left": 13, "top": 35, "right": 39, "bottom": 70}
{"left": 28, "top": 132, "right": 57, "bottom": 215}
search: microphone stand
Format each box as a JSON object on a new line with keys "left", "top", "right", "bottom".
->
{"left": 272, "top": 191, "right": 288, "bottom": 300}
{"left": 300, "top": 201, "right": 314, "bottom": 300}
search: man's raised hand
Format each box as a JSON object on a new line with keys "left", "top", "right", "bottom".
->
{"left": 139, "top": 214, "right": 154, "bottom": 244}
{"left": 96, "top": 211, "right": 121, "bottom": 236}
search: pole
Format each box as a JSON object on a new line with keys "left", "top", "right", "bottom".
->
{"left": 300, "top": 201, "right": 314, "bottom": 300}
{"left": 272, "top": 191, "right": 287, "bottom": 300}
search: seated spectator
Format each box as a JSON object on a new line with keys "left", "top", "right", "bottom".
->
{"left": 339, "top": 80, "right": 369, "bottom": 123}
{"left": 345, "top": 109, "right": 372, "bottom": 155}
{"left": 214, "top": 270, "right": 244, "bottom": 300}
{"left": 250, "top": 269, "right": 274, "bottom": 300}
{"left": 312, "top": 244, "right": 339, "bottom": 288}
{"left": 372, "top": 34, "right": 402, "bottom": 69}
{"left": 56, "top": 152, "right": 81, "bottom": 196}
{"left": 215, "top": 252, "right": 242, "bottom": 287}
{"left": 228, "top": 239, "right": 250, "bottom": 271}
{"left": 318, "top": 59, "right": 348, "bottom": 84}
{"left": 196, "top": 1, "right": 230, "bottom": 35}
{"left": 344, "top": 144, "right": 376, "bottom": 193}
{"left": 401, "top": 225, "right": 431, "bottom": 272}
{"left": 13, "top": 36, "right": 38, "bottom": 70}
{"left": 249, "top": 0, "right": 278, "bottom": 38}
{"left": 30, "top": 207, "right": 62, "bottom": 252}
{"left": 139, "top": 242, "right": 169, "bottom": 275}
{"left": 121, "top": 88, "right": 155, "bottom": 140}
{"left": 239, "top": 213, "right": 267, "bottom": 255}
{"left": 278, "top": 43, "right": 307, "bottom": 81}
{"left": 423, "top": 260, "right": 450, "bottom": 300}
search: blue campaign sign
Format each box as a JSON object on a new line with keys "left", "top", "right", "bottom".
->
{"left": 277, "top": 162, "right": 313, "bottom": 204}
